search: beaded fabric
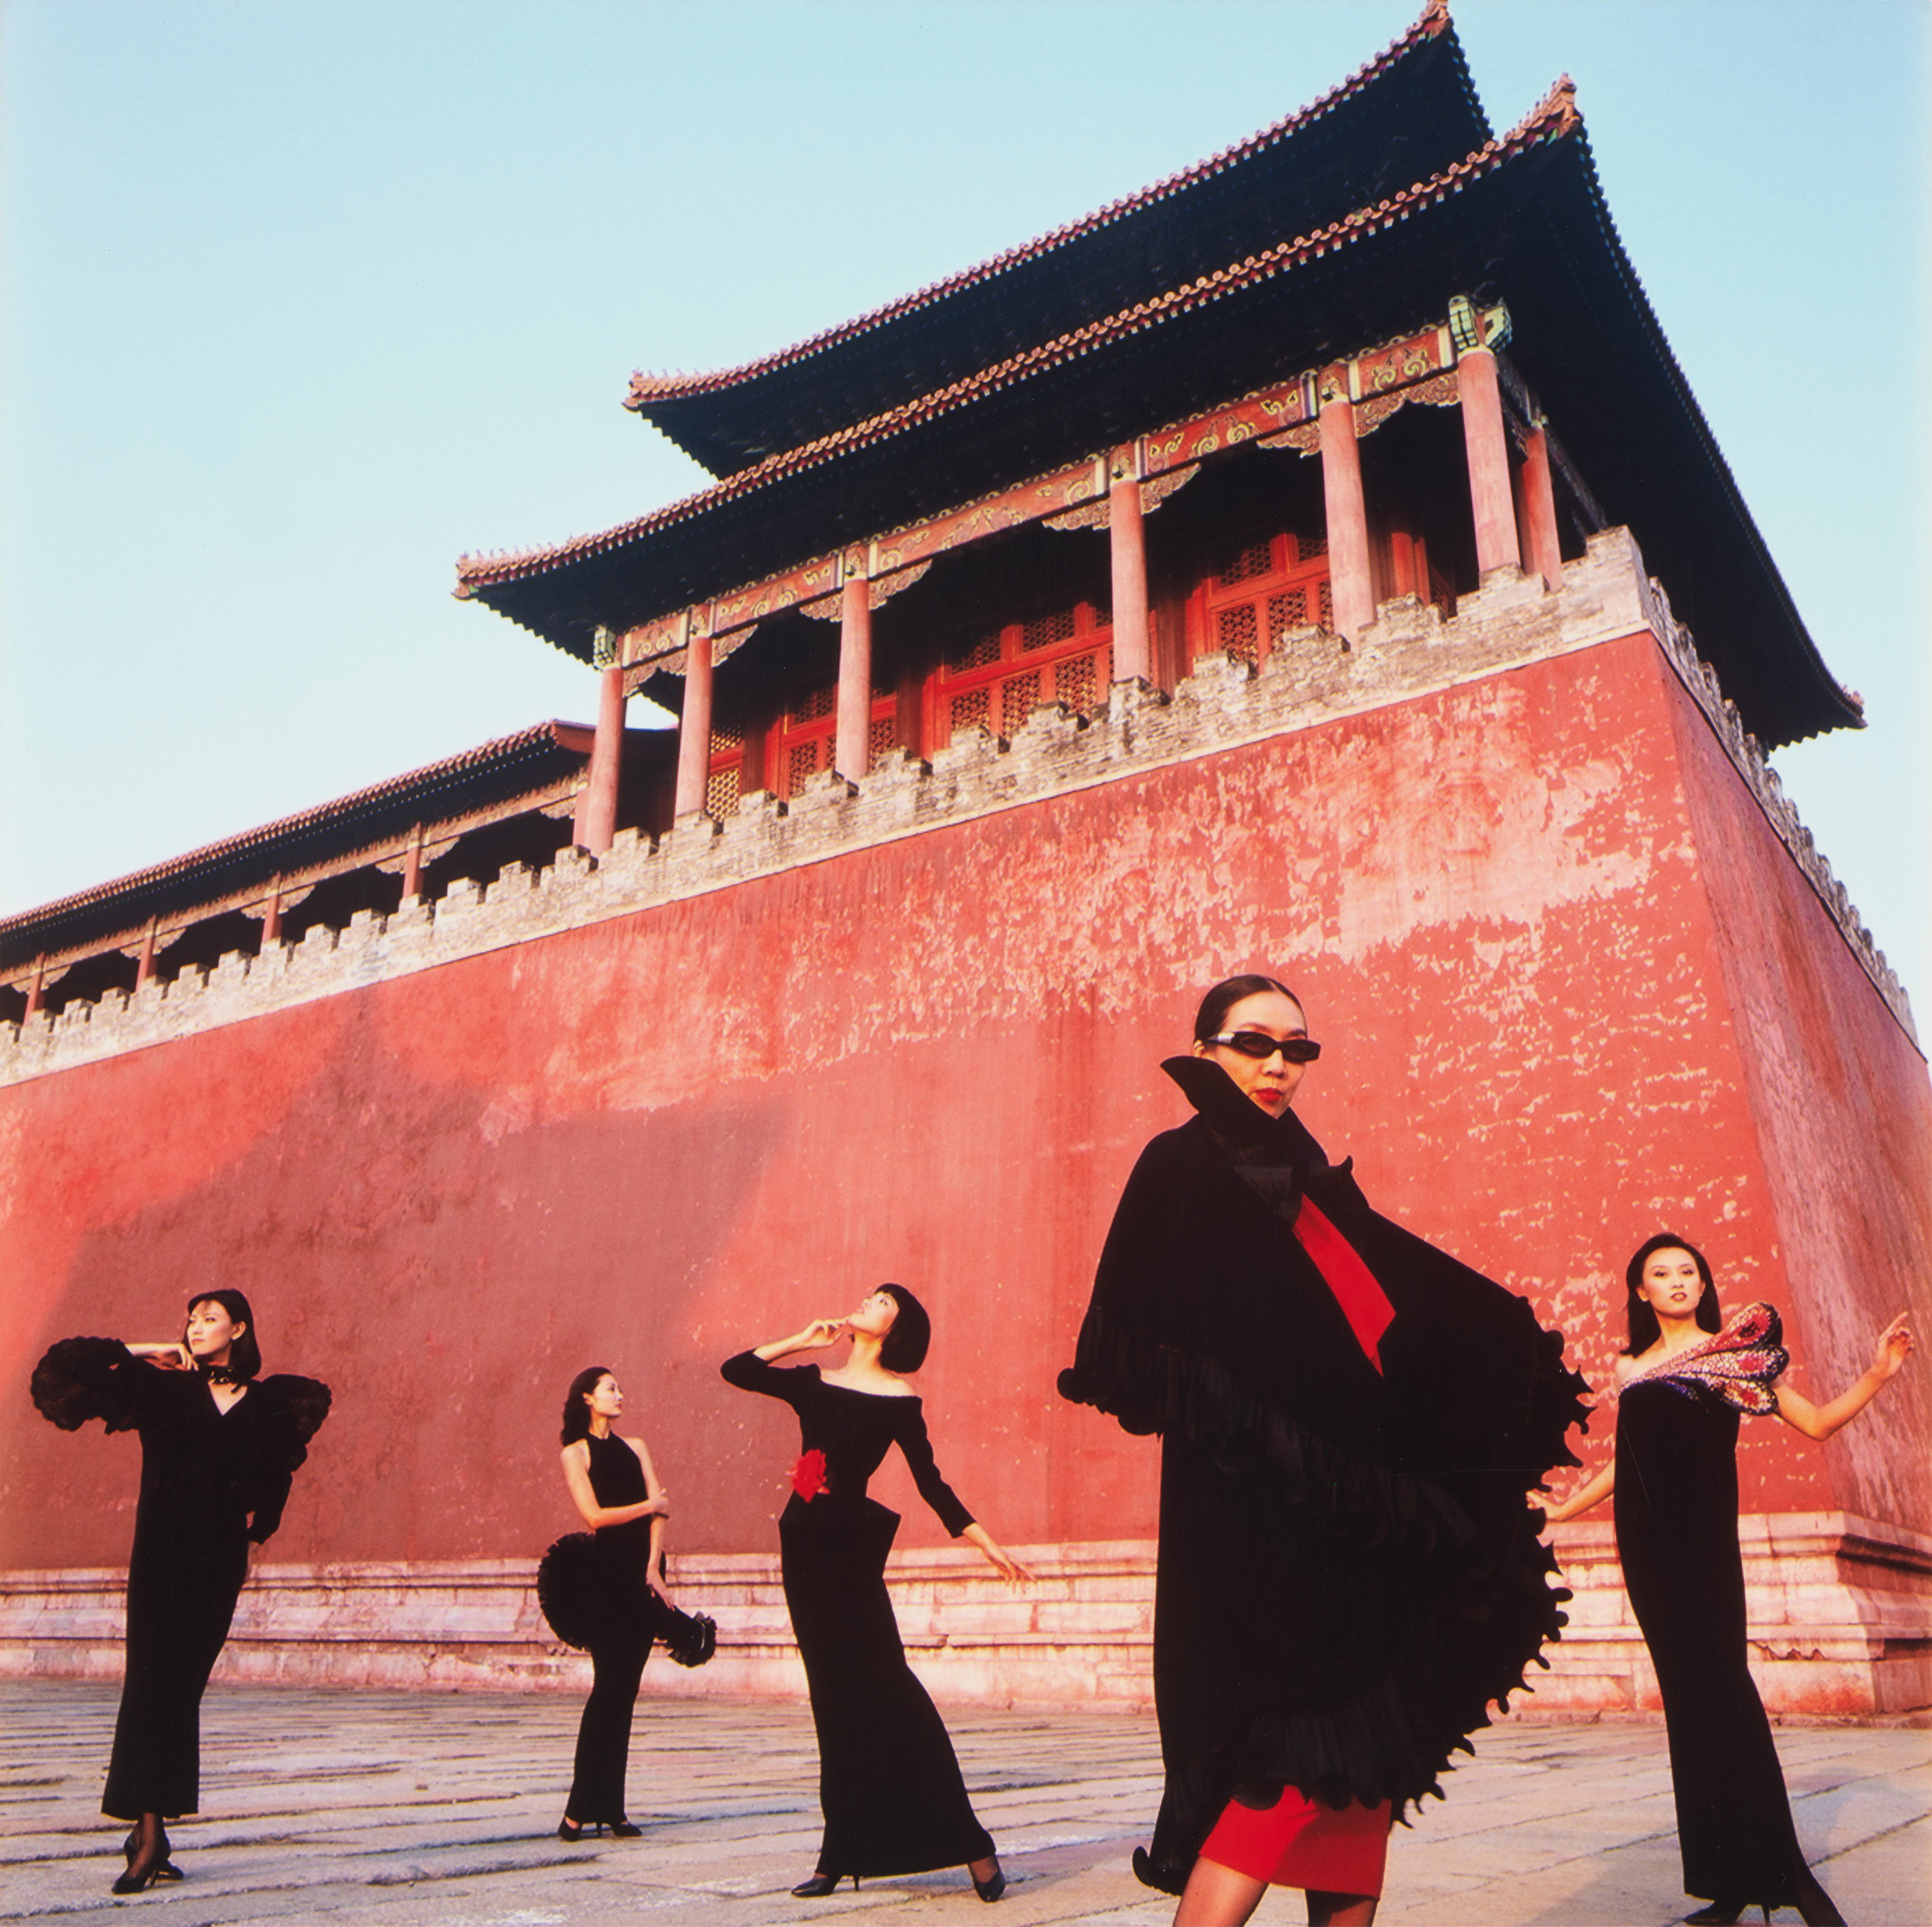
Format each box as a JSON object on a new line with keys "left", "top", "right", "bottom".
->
{"left": 1621, "top": 1302, "right": 1789, "bottom": 1415}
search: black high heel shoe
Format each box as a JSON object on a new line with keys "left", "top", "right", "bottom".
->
{"left": 1683, "top": 1906, "right": 1762, "bottom": 1925}
{"left": 1790, "top": 1869, "right": 1848, "bottom": 1927}
{"left": 123, "top": 1829, "right": 182, "bottom": 1883}
{"left": 609, "top": 1820, "right": 642, "bottom": 1839}
{"left": 556, "top": 1818, "right": 587, "bottom": 1842}
{"left": 970, "top": 1859, "right": 1007, "bottom": 1902}
{"left": 791, "top": 1872, "right": 858, "bottom": 1896}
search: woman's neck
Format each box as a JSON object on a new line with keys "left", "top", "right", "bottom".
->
{"left": 1650, "top": 1315, "right": 1707, "bottom": 1357}
{"left": 841, "top": 1333, "right": 895, "bottom": 1381}
{"left": 588, "top": 1414, "right": 612, "bottom": 1439}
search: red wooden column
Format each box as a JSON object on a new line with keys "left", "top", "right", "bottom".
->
{"left": 577, "top": 666, "right": 627, "bottom": 852}
{"left": 24, "top": 955, "right": 46, "bottom": 1016}
{"left": 1108, "top": 457, "right": 1151, "bottom": 684}
{"left": 1318, "top": 386, "right": 1374, "bottom": 642}
{"left": 401, "top": 823, "right": 425, "bottom": 901}
{"left": 262, "top": 879, "right": 283, "bottom": 945}
{"left": 135, "top": 919, "right": 158, "bottom": 987}
{"left": 1458, "top": 347, "right": 1521, "bottom": 577}
{"left": 1520, "top": 425, "right": 1563, "bottom": 591}
{"left": 671, "top": 629, "right": 715, "bottom": 821}
{"left": 834, "top": 566, "right": 873, "bottom": 781}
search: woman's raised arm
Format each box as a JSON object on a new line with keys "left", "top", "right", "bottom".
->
{"left": 1775, "top": 1312, "right": 1914, "bottom": 1441}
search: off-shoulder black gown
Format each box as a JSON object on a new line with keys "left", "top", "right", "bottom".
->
{"left": 31, "top": 1338, "right": 331, "bottom": 1821}
{"left": 721, "top": 1352, "right": 996, "bottom": 1880}
{"left": 1615, "top": 1306, "right": 1810, "bottom": 1907}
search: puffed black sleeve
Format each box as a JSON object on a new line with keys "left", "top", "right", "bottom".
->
{"left": 894, "top": 1402, "right": 974, "bottom": 1537}
{"left": 241, "top": 1374, "right": 333, "bottom": 1545}
{"left": 721, "top": 1351, "right": 810, "bottom": 1409}
{"left": 30, "top": 1337, "right": 164, "bottom": 1434}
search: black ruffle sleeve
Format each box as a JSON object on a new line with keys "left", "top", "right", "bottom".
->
{"left": 239, "top": 1374, "right": 332, "bottom": 1544}
{"left": 30, "top": 1337, "right": 161, "bottom": 1435}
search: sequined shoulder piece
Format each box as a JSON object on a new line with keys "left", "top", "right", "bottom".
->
{"left": 1623, "top": 1302, "right": 1789, "bottom": 1414}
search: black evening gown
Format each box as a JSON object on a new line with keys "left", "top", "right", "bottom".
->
{"left": 567, "top": 1431, "right": 656, "bottom": 1824}
{"left": 30, "top": 1338, "right": 331, "bottom": 1821}
{"left": 721, "top": 1351, "right": 997, "bottom": 1879}
{"left": 1615, "top": 1304, "right": 1810, "bottom": 1906}
{"left": 1058, "top": 1056, "right": 1586, "bottom": 1892}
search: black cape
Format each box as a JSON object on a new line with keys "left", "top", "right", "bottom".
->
{"left": 1058, "top": 1059, "right": 1585, "bottom": 1888}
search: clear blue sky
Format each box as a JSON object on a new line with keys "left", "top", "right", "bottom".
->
{"left": 3, "top": 0, "right": 1926, "bottom": 1021}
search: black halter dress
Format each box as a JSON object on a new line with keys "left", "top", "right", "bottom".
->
{"left": 722, "top": 1351, "right": 996, "bottom": 1880}
{"left": 31, "top": 1338, "right": 331, "bottom": 1820}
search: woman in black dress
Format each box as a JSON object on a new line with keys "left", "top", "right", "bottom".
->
{"left": 1059, "top": 975, "right": 1587, "bottom": 1927}
{"left": 1540, "top": 1234, "right": 1913, "bottom": 1927}
{"left": 30, "top": 1290, "right": 331, "bottom": 1894}
{"left": 553, "top": 1364, "right": 680, "bottom": 1840}
{"left": 723, "top": 1283, "right": 1027, "bottom": 1902}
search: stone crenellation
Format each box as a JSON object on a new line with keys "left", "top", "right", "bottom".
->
{"left": 0, "top": 527, "right": 1911, "bottom": 1088}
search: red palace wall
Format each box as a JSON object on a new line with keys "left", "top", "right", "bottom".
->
{"left": 2, "top": 628, "right": 1926, "bottom": 1699}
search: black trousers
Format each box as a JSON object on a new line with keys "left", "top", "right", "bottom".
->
{"left": 567, "top": 1616, "right": 650, "bottom": 1824}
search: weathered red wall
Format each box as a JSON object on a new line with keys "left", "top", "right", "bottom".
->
{"left": 4, "top": 632, "right": 1925, "bottom": 1575}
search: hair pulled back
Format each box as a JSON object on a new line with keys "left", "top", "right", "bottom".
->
{"left": 877, "top": 1283, "right": 932, "bottom": 1375}
{"left": 1193, "top": 974, "right": 1304, "bottom": 1043}
{"left": 560, "top": 1366, "right": 614, "bottom": 1445}
{"left": 1622, "top": 1234, "right": 1721, "bottom": 1356}
{"left": 184, "top": 1289, "right": 262, "bottom": 1381}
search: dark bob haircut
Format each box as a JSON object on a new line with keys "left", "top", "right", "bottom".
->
{"left": 877, "top": 1283, "right": 932, "bottom": 1375}
{"left": 184, "top": 1289, "right": 262, "bottom": 1381}
{"left": 1622, "top": 1234, "right": 1720, "bottom": 1357}
{"left": 560, "top": 1366, "right": 615, "bottom": 1445}
{"left": 1193, "top": 974, "right": 1305, "bottom": 1043}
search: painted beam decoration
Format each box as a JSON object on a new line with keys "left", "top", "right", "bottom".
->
{"left": 618, "top": 306, "right": 1502, "bottom": 682}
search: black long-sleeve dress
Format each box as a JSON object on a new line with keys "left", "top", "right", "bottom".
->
{"left": 1615, "top": 1303, "right": 1811, "bottom": 1907}
{"left": 721, "top": 1350, "right": 996, "bottom": 1879}
{"left": 567, "top": 1431, "right": 656, "bottom": 1825}
{"left": 30, "top": 1338, "right": 331, "bottom": 1821}
{"left": 1058, "top": 1057, "right": 1587, "bottom": 1893}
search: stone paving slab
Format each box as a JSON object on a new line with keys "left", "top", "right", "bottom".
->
{"left": 1, "top": 1682, "right": 1925, "bottom": 1925}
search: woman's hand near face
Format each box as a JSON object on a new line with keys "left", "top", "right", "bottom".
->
{"left": 753, "top": 1319, "right": 849, "bottom": 1362}
{"left": 962, "top": 1522, "right": 1032, "bottom": 1585}
{"left": 1872, "top": 1312, "right": 1914, "bottom": 1380}
{"left": 125, "top": 1342, "right": 194, "bottom": 1370}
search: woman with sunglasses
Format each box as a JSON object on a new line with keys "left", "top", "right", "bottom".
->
{"left": 1539, "top": 1236, "right": 1912, "bottom": 1927}
{"left": 723, "top": 1284, "right": 1027, "bottom": 1902}
{"left": 31, "top": 1291, "right": 330, "bottom": 1894}
{"left": 1060, "top": 975, "right": 1585, "bottom": 1927}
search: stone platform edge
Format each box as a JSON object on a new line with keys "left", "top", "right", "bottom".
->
{"left": 2, "top": 1513, "right": 1924, "bottom": 1716}
{"left": 3, "top": 528, "right": 1910, "bottom": 1091}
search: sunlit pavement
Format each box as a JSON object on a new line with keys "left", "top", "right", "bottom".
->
{"left": 1, "top": 1681, "right": 1925, "bottom": 1925}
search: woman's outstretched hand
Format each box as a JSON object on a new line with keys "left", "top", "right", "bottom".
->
{"left": 962, "top": 1523, "right": 1032, "bottom": 1584}
{"left": 1872, "top": 1312, "right": 1915, "bottom": 1380}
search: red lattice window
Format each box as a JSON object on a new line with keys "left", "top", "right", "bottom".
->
{"left": 1191, "top": 531, "right": 1332, "bottom": 675}
{"left": 767, "top": 689, "right": 898, "bottom": 797}
{"left": 932, "top": 602, "right": 1111, "bottom": 746}
{"left": 703, "top": 725, "right": 745, "bottom": 819}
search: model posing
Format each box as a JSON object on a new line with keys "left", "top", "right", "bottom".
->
{"left": 723, "top": 1285, "right": 1026, "bottom": 1902}
{"left": 1059, "top": 976, "right": 1587, "bottom": 1927}
{"left": 31, "top": 1291, "right": 331, "bottom": 1894}
{"left": 1540, "top": 1235, "right": 1913, "bottom": 1927}
{"left": 552, "top": 1365, "right": 686, "bottom": 1841}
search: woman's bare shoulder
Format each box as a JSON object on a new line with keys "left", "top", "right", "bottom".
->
{"left": 1611, "top": 1352, "right": 1648, "bottom": 1387}
{"left": 559, "top": 1437, "right": 590, "bottom": 1463}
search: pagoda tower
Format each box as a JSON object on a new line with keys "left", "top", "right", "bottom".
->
{"left": 3, "top": 7, "right": 1925, "bottom": 1718}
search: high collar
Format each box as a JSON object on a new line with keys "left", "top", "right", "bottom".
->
{"left": 1161, "top": 1055, "right": 1326, "bottom": 1163}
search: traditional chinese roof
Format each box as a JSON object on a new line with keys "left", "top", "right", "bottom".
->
{"left": 625, "top": 3, "right": 1486, "bottom": 476}
{"left": 0, "top": 722, "right": 597, "bottom": 974}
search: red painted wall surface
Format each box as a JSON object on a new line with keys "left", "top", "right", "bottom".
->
{"left": 3, "top": 632, "right": 1925, "bottom": 1576}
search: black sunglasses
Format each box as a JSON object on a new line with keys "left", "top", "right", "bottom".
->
{"left": 1204, "top": 1031, "right": 1321, "bottom": 1063}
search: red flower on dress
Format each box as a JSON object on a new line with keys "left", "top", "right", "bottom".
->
{"left": 791, "top": 1449, "right": 828, "bottom": 1501}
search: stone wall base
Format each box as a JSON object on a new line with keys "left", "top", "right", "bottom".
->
{"left": 3, "top": 1515, "right": 1924, "bottom": 1714}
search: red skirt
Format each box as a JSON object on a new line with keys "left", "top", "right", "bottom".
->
{"left": 1199, "top": 1786, "right": 1392, "bottom": 1894}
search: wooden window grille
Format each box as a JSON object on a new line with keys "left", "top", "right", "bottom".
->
{"left": 932, "top": 602, "right": 1111, "bottom": 747}
{"left": 786, "top": 738, "right": 824, "bottom": 795}
{"left": 868, "top": 714, "right": 898, "bottom": 764}
{"left": 791, "top": 685, "right": 836, "bottom": 723}
{"left": 1192, "top": 529, "right": 1332, "bottom": 675}
{"left": 705, "top": 763, "right": 741, "bottom": 820}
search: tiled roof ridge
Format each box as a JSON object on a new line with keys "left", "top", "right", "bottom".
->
{"left": 458, "top": 83, "right": 1575, "bottom": 601}
{"left": 0, "top": 721, "right": 583, "bottom": 943}
{"left": 622, "top": 1, "right": 1475, "bottom": 415}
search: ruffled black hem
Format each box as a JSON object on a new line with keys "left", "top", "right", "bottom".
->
{"left": 1061, "top": 1312, "right": 1575, "bottom": 1834}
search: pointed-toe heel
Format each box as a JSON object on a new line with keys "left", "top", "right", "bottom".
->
{"left": 791, "top": 1872, "right": 857, "bottom": 1897}
{"left": 556, "top": 1817, "right": 584, "bottom": 1842}
{"left": 1683, "top": 1906, "right": 1748, "bottom": 1926}
{"left": 971, "top": 1861, "right": 1007, "bottom": 1902}
{"left": 609, "top": 1819, "right": 642, "bottom": 1839}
